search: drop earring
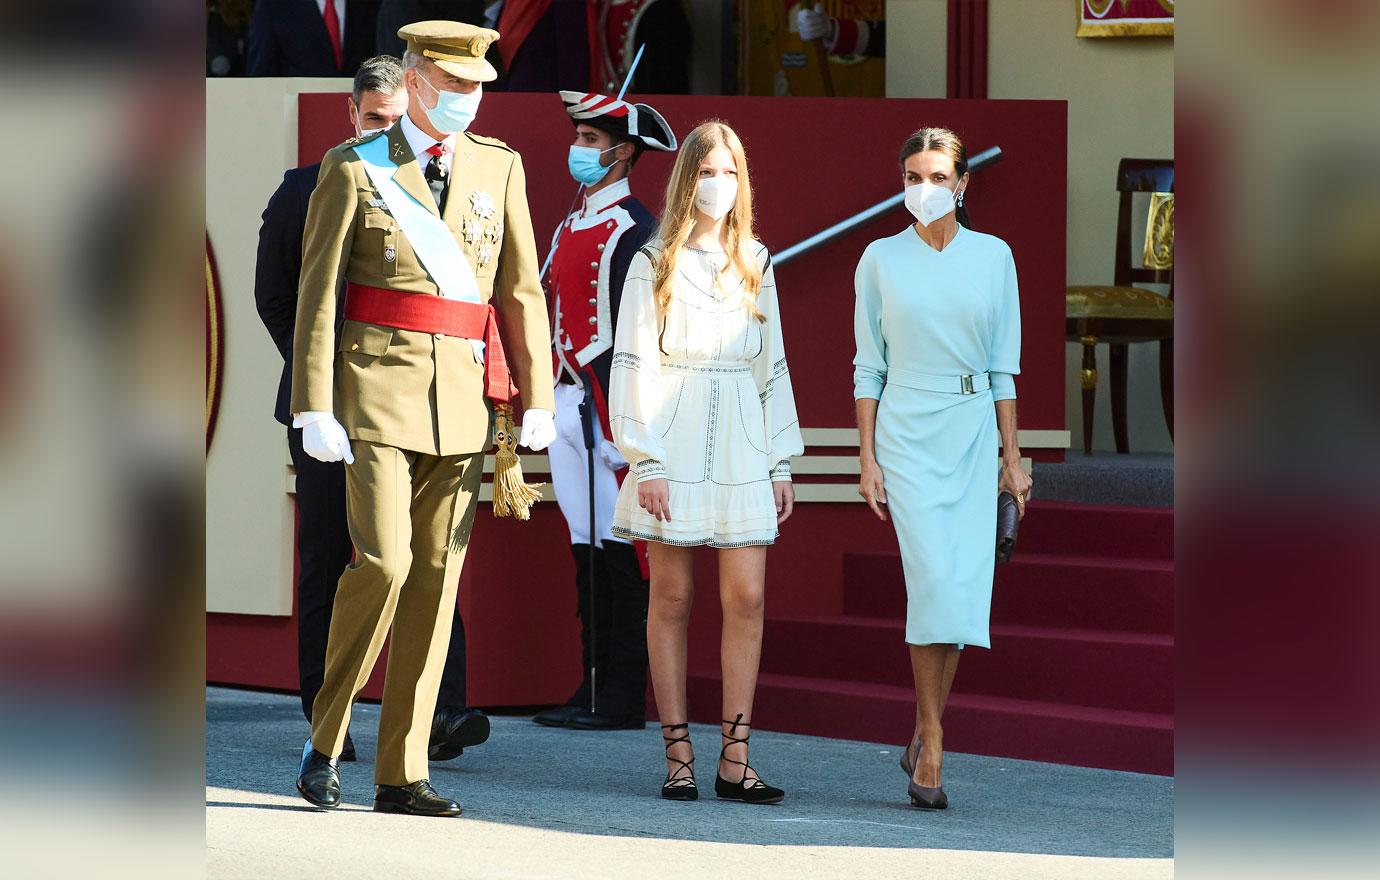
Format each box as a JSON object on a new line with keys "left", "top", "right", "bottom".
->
{"left": 957, "top": 189, "right": 965, "bottom": 207}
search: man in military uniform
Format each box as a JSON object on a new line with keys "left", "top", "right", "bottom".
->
{"left": 255, "top": 54, "right": 409, "bottom": 766}
{"left": 531, "top": 90, "right": 675, "bottom": 731}
{"left": 292, "top": 20, "right": 555, "bottom": 817}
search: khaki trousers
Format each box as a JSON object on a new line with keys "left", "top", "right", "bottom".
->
{"left": 309, "top": 440, "right": 483, "bottom": 785}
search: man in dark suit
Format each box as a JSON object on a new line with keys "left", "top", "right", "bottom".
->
{"left": 254, "top": 55, "right": 491, "bottom": 765}
{"left": 374, "top": 1, "right": 488, "bottom": 56}
{"left": 247, "top": 0, "right": 382, "bottom": 77}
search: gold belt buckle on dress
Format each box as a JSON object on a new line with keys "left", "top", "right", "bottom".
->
{"left": 960, "top": 374, "right": 975, "bottom": 394}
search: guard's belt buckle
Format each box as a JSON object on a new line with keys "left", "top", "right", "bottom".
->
{"left": 961, "top": 374, "right": 975, "bottom": 395}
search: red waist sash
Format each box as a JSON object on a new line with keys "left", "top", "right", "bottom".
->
{"left": 344, "top": 283, "right": 516, "bottom": 403}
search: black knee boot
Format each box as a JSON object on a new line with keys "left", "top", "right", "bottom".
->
{"left": 533, "top": 544, "right": 611, "bottom": 726}
{"left": 569, "top": 540, "right": 648, "bottom": 730}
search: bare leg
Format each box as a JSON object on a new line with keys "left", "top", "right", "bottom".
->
{"left": 717, "top": 545, "right": 767, "bottom": 782}
{"left": 940, "top": 645, "right": 962, "bottom": 713}
{"left": 907, "top": 645, "right": 961, "bottom": 769}
{"left": 647, "top": 541, "right": 696, "bottom": 781}
{"left": 908, "top": 643, "right": 950, "bottom": 788}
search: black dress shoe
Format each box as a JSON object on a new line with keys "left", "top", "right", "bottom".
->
{"left": 295, "top": 740, "right": 340, "bottom": 809}
{"left": 373, "top": 780, "right": 462, "bottom": 817}
{"left": 531, "top": 705, "right": 585, "bottom": 728}
{"left": 429, "top": 707, "right": 491, "bottom": 761}
{"left": 340, "top": 730, "right": 357, "bottom": 762}
{"left": 568, "top": 710, "right": 646, "bottom": 731}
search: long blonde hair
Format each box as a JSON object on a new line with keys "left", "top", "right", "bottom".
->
{"left": 650, "top": 120, "right": 764, "bottom": 321}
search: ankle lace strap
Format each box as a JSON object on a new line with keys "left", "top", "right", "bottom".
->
{"left": 661, "top": 722, "right": 696, "bottom": 788}
{"left": 719, "top": 713, "right": 767, "bottom": 790}
{"left": 721, "top": 714, "right": 751, "bottom": 742}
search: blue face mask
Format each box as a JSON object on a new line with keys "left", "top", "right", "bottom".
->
{"left": 567, "top": 144, "right": 620, "bottom": 186}
{"left": 416, "top": 73, "right": 481, "bottom": 133}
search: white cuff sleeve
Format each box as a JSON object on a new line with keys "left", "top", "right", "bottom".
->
{"left": 292, "top": 411, "right": 333, "bottom": 429}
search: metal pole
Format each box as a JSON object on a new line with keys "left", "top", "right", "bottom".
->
{"left": 581, "top": 383, "right": 598, "bottom": 714}
{"left": 773, "top": 146, "right": 1004, "bottom": 267}
{"left": 617, "top": 44, "right": 646, "bottom": 100}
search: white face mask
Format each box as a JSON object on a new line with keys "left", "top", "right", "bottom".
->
{"left": 694, "top": 177, "right": 738, "bottom": 220}
{"left": 416, "top": 73, "right": 482, "bottom": 133}
{"left": 354, "top": 120, "right": 394, "bottom": 138}
{"left": 905, "top": 181, "right": 961, "bottom": 227}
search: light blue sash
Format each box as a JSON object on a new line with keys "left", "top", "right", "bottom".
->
{"left": 352, "top": 135, "right": 485, "bottom": 357}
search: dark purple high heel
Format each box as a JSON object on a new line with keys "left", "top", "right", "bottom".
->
{"left": 906, "top": 742, "right": 949, "bottom": 810}
{"left": 899, "top": 735, "right": 921, "bottom": 778}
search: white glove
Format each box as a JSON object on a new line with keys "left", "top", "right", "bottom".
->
{"left": 797, "top": 4, "right": 833, "bottom": 42}
{"left": 294, "top": 411, "right": 355, "bottom": 464}
{"left": 519, "top": 408, "right": 556, "bottom": 452}
{"left": 599, "top": 438, "right": 627, "bottom": 470}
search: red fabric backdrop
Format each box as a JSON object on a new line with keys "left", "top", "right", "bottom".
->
{"left": 207, "top": 93, "right": 1067, "bottom": 708}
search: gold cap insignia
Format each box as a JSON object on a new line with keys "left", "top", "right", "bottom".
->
{"left": 397, "top": 20, "right": 500, "bottom": 82}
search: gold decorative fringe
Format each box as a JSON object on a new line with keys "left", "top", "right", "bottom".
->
{"left": 491, "top": 404, "right": 543, "bottom": 520}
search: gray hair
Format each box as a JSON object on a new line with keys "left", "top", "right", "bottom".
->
{"left": 352, "top": 55, "right": 405, "bottom": 104}
{"left": 402, "top": 50, "right": 425, "bottom": 72}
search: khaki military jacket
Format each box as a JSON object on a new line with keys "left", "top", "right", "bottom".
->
{"left": 290, "top": 122, "right": 555, "bottom": 456}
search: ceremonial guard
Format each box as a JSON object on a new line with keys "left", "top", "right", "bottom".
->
{"left": 531, "top": 90, "right": 676, "bottom": 731}
{"left": 292, "top": 20, "right": 556, "bottom": 817}
{"left": 593, "top": 0, "right": 691, "bottom": 93}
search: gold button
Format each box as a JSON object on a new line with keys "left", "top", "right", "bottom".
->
{"left": 596, "top": 243, "right": 606, "bottom": 251}
{"left": 588, "top": 297, "right": 597, "bottom": 305}
{"left": 588, "top": 316, "right": 597, "bottom": 325}
{"left": 590, "top": 261, "right": 599, "bottom": 269}
{"left": 350, "top": 343, "right": 359, "bottom": 351}
{"left": 589, "top": 279, "right": 597, "bottom": 287}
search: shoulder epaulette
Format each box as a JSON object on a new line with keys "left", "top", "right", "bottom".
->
{"left": 465, "top": 132, "right": 515, "bottom": 153}
{"left": 340, "top": 128, "right": 387, "bottom": 150}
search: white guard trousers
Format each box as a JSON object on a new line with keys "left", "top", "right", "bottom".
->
{"left": 549, "top": 381, "right": 629, "bottom": 547}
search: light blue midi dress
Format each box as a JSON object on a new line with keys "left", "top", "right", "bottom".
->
{"left": 853, "top": 225, "right": 1021, "bottom": 648}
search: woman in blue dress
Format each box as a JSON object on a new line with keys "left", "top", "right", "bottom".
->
{"left": 853, "top": 127, "right": 1032, "bottom": 810}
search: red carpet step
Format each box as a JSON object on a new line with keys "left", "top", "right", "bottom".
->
{"left": 759, "top": 617, "right": 1173, "bottom": 715}
{"left": 844, "top": 552, "right": 1174, "bottom": 634}
{"left": 1004, "top": 501, "right": 1172, "bottom": 559}
{"left": 686, "top": 671, "right": 1173, "bottom": 776}
{"left": 681, "top": 500, "right": 1174, "bottom": 775}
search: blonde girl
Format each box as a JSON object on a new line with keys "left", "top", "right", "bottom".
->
{"left": 608, "top": 120, "right": 803, "bottom": 804}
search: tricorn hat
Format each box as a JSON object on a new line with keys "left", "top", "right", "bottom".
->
{"left": 558, "top": 91, "right": 678, "bottom": 152}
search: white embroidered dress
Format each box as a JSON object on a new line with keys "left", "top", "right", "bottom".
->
{"left": 609, "top": 241, "right": 804, "bottom": 548}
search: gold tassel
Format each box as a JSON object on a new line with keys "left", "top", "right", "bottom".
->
{"left": 491, "top": 404, "right": 543, "bottom": 520}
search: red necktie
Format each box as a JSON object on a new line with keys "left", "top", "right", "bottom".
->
{"left": 322, "top": 1, "right": 343, "bottom": 71}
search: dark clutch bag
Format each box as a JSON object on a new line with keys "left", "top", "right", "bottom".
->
{"left": 996, "top": 491, "right": 1020, "bottom": 563}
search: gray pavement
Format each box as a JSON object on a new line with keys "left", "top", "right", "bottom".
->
{"left": 207, "top": 686, "right": 1173, "bottom": 879}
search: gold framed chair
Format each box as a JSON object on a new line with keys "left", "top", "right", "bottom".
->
{"left": 1067, "top": 158, "right": 1174, "bottom": 455}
